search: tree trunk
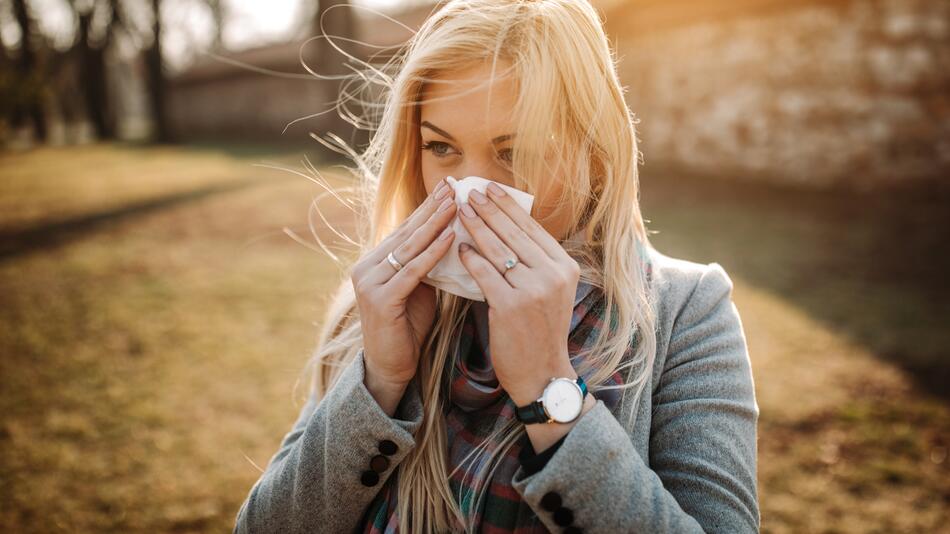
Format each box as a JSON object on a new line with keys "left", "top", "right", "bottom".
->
{"left": 313, "top": 0, "right": 359, "bottom": 146}
{"left": 314, "top": 0, "right": 358, "bottom": 73}
{"left": 76, "top": 7, "right": 115, "bottom": 140}
{"left": 207, "top": 0, "right": 226, "bottom": 52}
{"left": 144, "top": 0, "right": 169, "bottom": 142}
{"left": 11, "top": 0, "right": 47, "bottom": 142}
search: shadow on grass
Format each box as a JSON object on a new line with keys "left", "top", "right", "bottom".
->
{"left": 641, "top": 165, "right": 950, "bottom": 401}
{"left": 0, "top": 176, "right": 267, "bottom": 263}
{"left": 101, "top": 139, "right": 317, "bottom": 160}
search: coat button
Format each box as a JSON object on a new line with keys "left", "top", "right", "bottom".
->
{"left": 379, "top": 439, "right": 398, "bottom": 455}
{"left": 370, "top": 454, "right": 390, "bottom": 473}
{"left": 360, "top": 470, "right": 380, "bottom": 487}
{"left": 540, "top": 491, "right": 561, "bottom": 512}
{"left": 563, "top": 527, "right": 583, "bottom": 534}
{"left": 553, "top": 506, "right": 574, "bottom": 526}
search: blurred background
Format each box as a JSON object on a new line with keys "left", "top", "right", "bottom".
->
{"left": 0, "top": 0, "right": 947, "bottom": 532}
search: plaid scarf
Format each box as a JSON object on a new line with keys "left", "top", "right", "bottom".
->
{"left": 359, "top": 238, "right": 652, "bottom": 533}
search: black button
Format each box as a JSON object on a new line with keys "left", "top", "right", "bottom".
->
{"left": 369, "top": 454, "right": 390, "bottom": 473}
{"left": 553, "top": 506, "right": 574, "bottom": 526}
{"left": 379, "top": 439, "right": 398, "bottom": 455}
{"left": 360, "top": 470, "right": 380, "bottom": 487}
{"left": 540, "top": 491, "right": 561, "bottom": 512}
{"left": 564, "top": 527, "right": 583, "bottom": 534}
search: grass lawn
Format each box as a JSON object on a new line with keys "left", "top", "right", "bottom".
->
{"left": 639, "top": 167, "right": 950, "bottom": 533}
{"left": 0, "top": 143, "right": 947, "bottom": 532}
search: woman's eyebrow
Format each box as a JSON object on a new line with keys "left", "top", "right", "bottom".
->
{"left": 421, "top": 121, "right": 514, "bottom": 144}
{"left": 420, "top": 121, "right": 455, "bottom": 141}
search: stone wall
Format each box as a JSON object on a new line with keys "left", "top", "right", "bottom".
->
{"left": 609, "top": 0, "right": 949, "bottom": 190}
{"left": 166, "top": 4, "right": 432, "bottom": 148}
{"left": 167, "top": 72, "right": 336, "bottom": 142}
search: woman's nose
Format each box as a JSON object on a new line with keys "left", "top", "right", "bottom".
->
{"left": 458, "top": 153, "right": 511, "bottom": 181}
{"left": 453, "top": 166, "right": 510, "bottom": 187}
{"left": 454, "top": 170, "right": 494, "bottom": 182}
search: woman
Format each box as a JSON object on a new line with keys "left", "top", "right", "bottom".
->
{"left": 234, "top": 1, "right": 759, "bottom": 533}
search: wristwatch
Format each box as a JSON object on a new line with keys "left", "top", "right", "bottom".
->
{"left": 515, "top": 375, "right": 588, "bottom": 425}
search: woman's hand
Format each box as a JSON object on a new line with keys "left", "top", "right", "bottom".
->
{"left": 455, "top": 183, "right": 582, "bottom": 408}
{"left": 351, "top": 178, "right": 457, "bottom": 388}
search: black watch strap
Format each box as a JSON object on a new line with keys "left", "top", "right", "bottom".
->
{"left": 515, "top": 375, "right": 587, "bottom": 424}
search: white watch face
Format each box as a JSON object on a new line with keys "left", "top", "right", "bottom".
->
{"left": 542, "top": 379, "right": 583, "bottom": 423}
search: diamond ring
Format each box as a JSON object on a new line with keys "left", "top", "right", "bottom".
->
{"left": 502, "top": 257, "right": 519, "bottom": 275}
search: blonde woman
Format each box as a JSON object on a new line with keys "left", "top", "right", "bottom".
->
{"left": 234, "top": 1, "right": 759, "bottom": 532}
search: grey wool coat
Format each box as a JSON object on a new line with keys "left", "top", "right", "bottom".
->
{"left": 233, "top": 246, "right": 761, "bottom": 533}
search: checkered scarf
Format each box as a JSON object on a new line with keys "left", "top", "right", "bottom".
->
{"left": 359, "top": 239, "right": 652, "bottom": 533}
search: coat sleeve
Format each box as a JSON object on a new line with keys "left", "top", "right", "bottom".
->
{"left": 233, "top": 347, "right": 425, "bottom": 533}
{"left": 510, "top": 263, "right": 760, "bottom": 533}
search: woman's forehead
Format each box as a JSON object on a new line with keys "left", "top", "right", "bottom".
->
{"left": 419, "top": 63, "right": 518, "bottom": 137}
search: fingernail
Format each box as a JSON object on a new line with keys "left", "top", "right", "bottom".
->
{"left": 469, "top": 189, "right": 489, "bottom": 205}
{"left": 460, "top": 242, "right": 470, "bottom": 252}
{"left": 436, "top": 182, "right": 452, "bottom": 200}
{"left": 461, "top": 203, "right": 477, "bottom": 218}
{"left": 438, "top": 197, "right": 454, "bottom": 211}
{"left": 439, "top": 226, "right": 454, "bottom": 240}
{"left": 487, "top": 182, "right": 506, "bottom": 197}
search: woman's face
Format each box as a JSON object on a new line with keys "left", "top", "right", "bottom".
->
{"left": 418, "top": 60, "right": 572, "bottom": 241}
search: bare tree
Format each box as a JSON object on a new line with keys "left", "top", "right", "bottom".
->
{"left": 63, "top": 0, "right": 137, "bottom": 140}
{"left": 144, "top": 0, "right": 168, "bottom": 142}
{"left": 73, "top": 0, "right": 110, "bottom": 139}
{"left": 10, "top": 0, "right": 47, "bottom": 141}
{"left": 311, "top": 0, "right": 359, "bottom": 143}
{"left": 206, "top": 0, "right": 226, "bottom": 52}
{"left": 313, "top": 0, "right": 358, "bottom": 73}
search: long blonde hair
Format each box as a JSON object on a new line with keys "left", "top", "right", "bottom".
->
{"left": 297, "top": 1, "right": 657, "bottom": 532}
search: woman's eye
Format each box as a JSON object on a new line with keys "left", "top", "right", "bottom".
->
{"left": 421, "top": 141, "right": 457, "bottom": 158}
{"left": 497, "top": 149, "right": 513, "bottom": 164}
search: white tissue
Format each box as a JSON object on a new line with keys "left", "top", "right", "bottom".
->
{"left": 422, "top": 175, "right": 535, "bottom": 301}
